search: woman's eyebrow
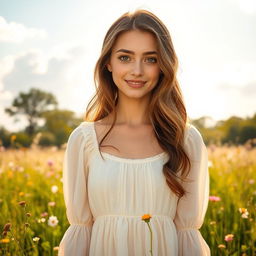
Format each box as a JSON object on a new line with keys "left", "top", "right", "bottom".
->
{"left": 115, "top": 49, "right": 157, "bottom": 55}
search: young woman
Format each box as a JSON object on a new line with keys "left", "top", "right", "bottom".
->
{"left": 58, "top": 9, "right": 210, "bottom": 256}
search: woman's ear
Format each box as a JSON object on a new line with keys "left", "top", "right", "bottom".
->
{"left": 107, "top": 63, "right": 112, "bottom": 72}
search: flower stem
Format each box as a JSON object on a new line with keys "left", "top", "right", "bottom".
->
{"left": 146, "top": 222, "right": 153, "bottom": 256}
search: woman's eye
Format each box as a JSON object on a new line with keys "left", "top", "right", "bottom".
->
{"left": 118, "top": 55, "right": 130, "bottom": 62}
{"left": 146, "top": 57, "right": 157, "bottom": 63}
{"left": 117, "top": 56, "right": 157, "bottom": 63}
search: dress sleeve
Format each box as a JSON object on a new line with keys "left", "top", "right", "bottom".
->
{"left": 173, "top": 125, "right": 210, "bottom": 256}
{"left": 58, "top": 126, "right": 93, "bottom": 256}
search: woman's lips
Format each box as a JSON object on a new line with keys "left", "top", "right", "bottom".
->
{"left": 125, "top": 80, "right": 146, "bottom": 88}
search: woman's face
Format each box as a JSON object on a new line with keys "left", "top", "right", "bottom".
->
{"left": 107, "top": 29, "right": 161, "bottom": 100}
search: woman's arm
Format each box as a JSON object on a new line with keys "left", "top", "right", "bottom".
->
{"left": 174, "top": 125, "right": 210, "bottom": 256}
{"left": 58, "top": 125, "right": 93, "bottom": 256}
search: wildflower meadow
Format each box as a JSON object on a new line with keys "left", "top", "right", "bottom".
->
{"left": 0, "top": 144, "right": 255, "bottom": 255}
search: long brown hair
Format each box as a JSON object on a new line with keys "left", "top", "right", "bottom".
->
{"left": 85, "top": 9, "right": 191, "bottom": 198}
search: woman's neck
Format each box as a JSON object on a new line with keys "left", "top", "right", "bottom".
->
{"left": 112, "top": 94, "right": 151, "bottom": 126}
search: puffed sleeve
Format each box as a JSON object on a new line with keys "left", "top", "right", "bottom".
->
{"left": 58, "top": 126, "right": 93, "bottom": 256}
{"left": 173, "top": 125, "right": 210, "bottom": 256}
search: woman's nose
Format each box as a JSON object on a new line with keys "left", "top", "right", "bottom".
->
{"left": 131, "top": 61, "right": 143, "bottom": 76}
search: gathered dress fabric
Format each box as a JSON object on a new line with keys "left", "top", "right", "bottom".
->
{"left": 58, "top": 121, "right": 210, "bottom": 256}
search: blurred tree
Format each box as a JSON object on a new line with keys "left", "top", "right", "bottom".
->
{"left": 219, "top": 116, "right": 243, "bottom": 144}
{"left": 190, "top": 114, "right": 256, "bottom": 146}
{"left": 239, "top": 126, "right": 256, "bottom": 144}
{"left": 5, "top": 88, "right": 58, "bottom": 136}
{"left": 38, "top": 131, "right": 56, "bottom": 147}
{"left": 0, "top": 126, "right": 11, "bottom": 148}
{"left": 239, "top": 114, "right": 256, "bottom": 144}
{"left": 40, "top": 109, "right": 82, "bottom": 147}
{"left": 12, "top": 132, "right": 32, "bottom": 148}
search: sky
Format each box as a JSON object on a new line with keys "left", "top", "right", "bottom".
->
{"left": 0, "top": 0, "right": 256, "bottom": 131}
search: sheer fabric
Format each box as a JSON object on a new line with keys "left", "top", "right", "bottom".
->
{"left": 58, "top": 121, "right": 210, "bottom": 256}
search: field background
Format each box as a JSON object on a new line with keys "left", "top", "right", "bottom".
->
{"left": 0, "top": 145, "right": 255, "bottom": 256}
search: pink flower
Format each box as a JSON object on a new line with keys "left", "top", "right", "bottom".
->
{"left": 209, "top": 196, "right": 221, "bottom": 202}
{"left": 225, "top": 234, "right": 234, "bottom": 242}
{"left": 41, "top": 212, "right": 48, "bottom": 217}
{"left": 47, "top": 159, "right": 54, "bottom": 167}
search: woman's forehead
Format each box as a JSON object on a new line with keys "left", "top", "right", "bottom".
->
{"left": 112, "top": 30, "right": 158, "bottom": 53}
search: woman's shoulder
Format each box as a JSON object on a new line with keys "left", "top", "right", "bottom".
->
{"left": 184, "top": 123, "right": 204, "bottom": 144}
{"left": 67, "top": 121, "right": 94, "bottom": 141}
{"left": 184, "top": 123, "right": 206, "bottom": 161}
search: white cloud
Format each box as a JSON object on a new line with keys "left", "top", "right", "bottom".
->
{"left": 0, "top": 45, "right": 95, "bottom": 131}
{"left": 0, "top": 16, "right": 47, "bottom": 43}
{"left": 0, "top": 55, "right": 15, "bottom": 91}
{"left": 3, "top": 49, "right": 70, "bottom": 93}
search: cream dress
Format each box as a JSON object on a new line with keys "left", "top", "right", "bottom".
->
{"left": 58, "top": 121, "right": 210, "bottom": 256}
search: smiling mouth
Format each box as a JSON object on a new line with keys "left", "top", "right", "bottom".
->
{"left": 126, "top": 80, "right": 146, "bottom": 84}
{"left": 125, "top": 80, "right": 146, "bottom": 88}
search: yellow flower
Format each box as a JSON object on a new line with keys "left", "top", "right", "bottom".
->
{"left": 19, "top": 192, "right": 25, "bottom": 196}
{"left": 239, "top": 208, "right": 247, "bottom": 214}
{"left": 0, "top": 238, "right": 10, "bottom": 243}
{"left": 27, "top": 181, "right": 33, "bottom": 186}
{"left": 7, "top": 171, "right": 13, "bottom": 178}
{"left": 239, "top": 208, "right": 249, "bottom": 218}
{"left": 141, "top": 214, "right": 152, "bottom": 223}
{"left": 218, "top": 244, "right": 226, "bottom": 249}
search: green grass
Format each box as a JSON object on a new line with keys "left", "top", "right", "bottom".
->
{"left": 202, "top": 145, "right": 256, "bottom": 256}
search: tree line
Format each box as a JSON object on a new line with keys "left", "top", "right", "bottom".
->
{"left": 1, "top": 88, "right": 82, "bottom": 148}
{"left": 0, "top": 88, "right": 255, "bottom": 148}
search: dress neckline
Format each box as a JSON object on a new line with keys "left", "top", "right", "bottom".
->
{"left": 89, "top": 121, "right": 167, "bottom": 163}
